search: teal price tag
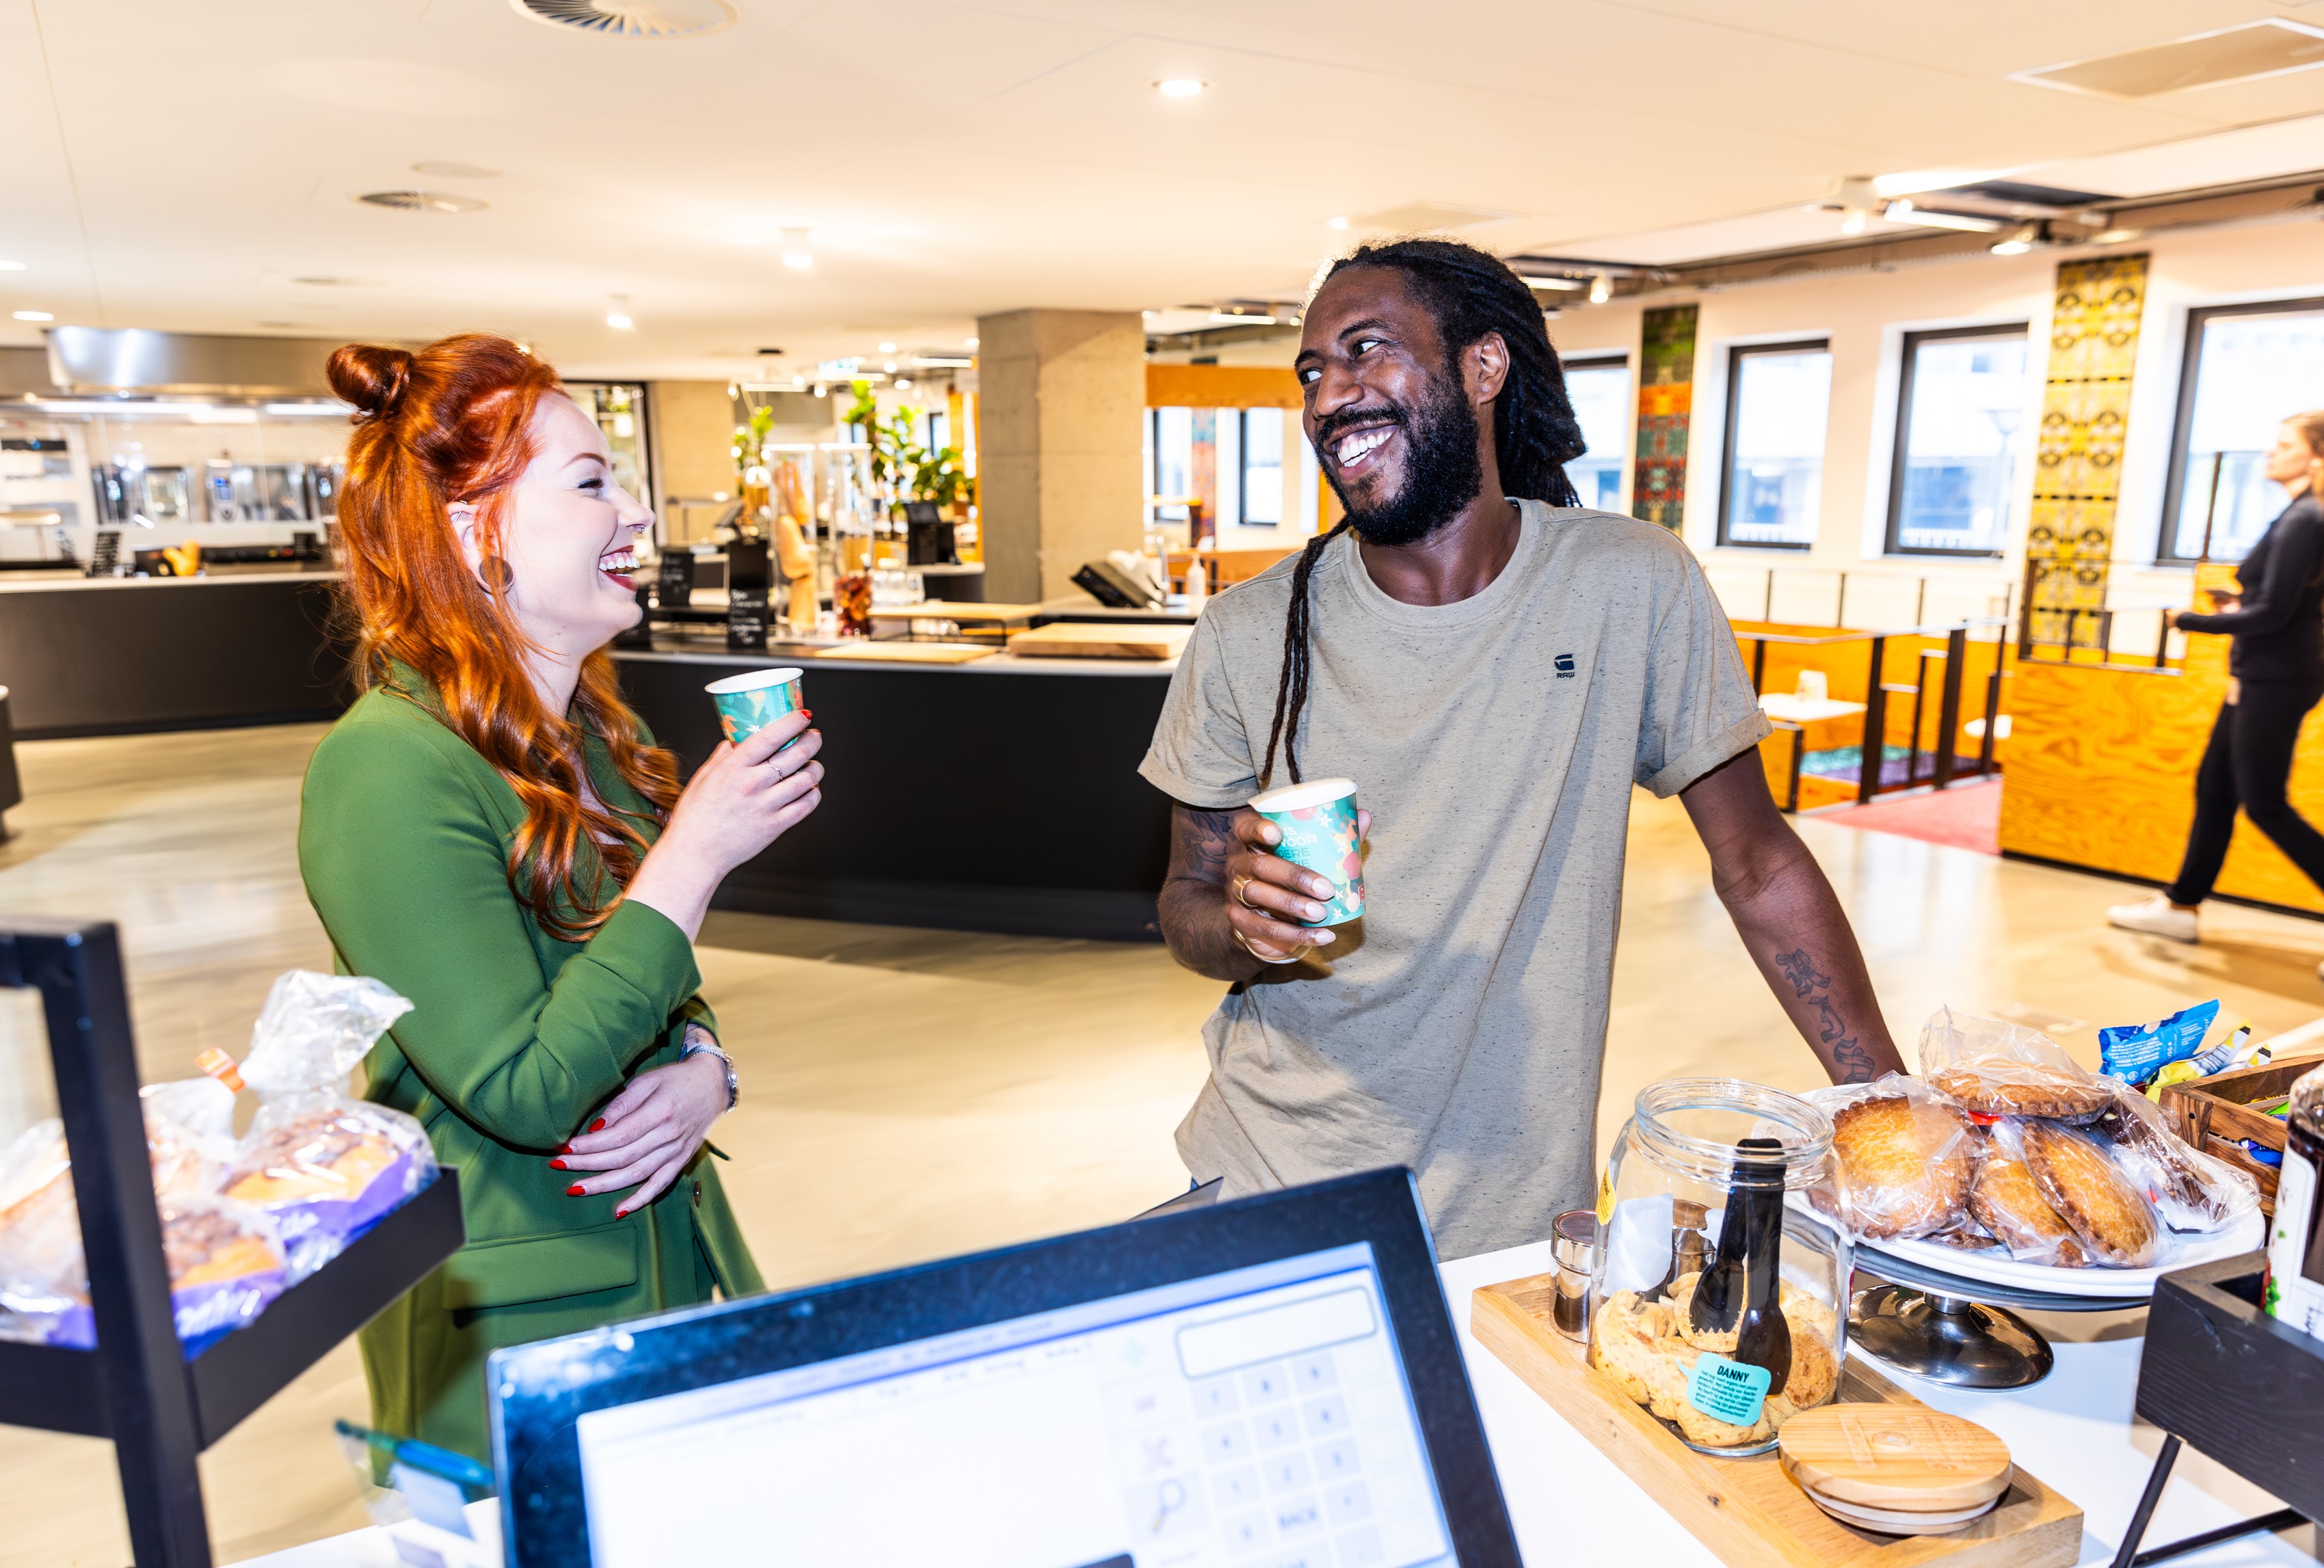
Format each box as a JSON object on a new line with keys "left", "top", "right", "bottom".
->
{"left": 1686, "top": 1352, "right": 1772, "bottom": 1427}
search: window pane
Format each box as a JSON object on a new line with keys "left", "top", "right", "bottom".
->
{"left": 1893, "top": 334, "right": 2027, "bottom": 555}
{"left": 1242, "top": 408, "right": 1285, "bottom": 524}
{"left": 1723, "top": 347, "right": 1830, "bottom": 547}
{"left": 1151, "top": 407, "right": 1193, "bottom": 520}
{"left": 1560, "top": 362, "right": 1628, "bottom": 511}
{"left": 2171, "top": 308, "right": 2324, "bottom": 560}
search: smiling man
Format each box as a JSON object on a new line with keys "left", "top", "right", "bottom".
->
{"left": 1140, "top": 238, "right": 1906, "bottom": 1257}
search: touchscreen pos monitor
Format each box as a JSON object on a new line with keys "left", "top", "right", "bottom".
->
{"left": 490, "top": 1167, "right": 1516, "bottom": 1567}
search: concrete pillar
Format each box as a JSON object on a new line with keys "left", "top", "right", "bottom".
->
{"left": 974, "top": 308, "right": 1145, "bottom": 604}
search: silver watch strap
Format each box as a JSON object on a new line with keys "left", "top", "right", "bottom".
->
{"left": 681, "top": 1035, "right": 739, "bottom": 1110}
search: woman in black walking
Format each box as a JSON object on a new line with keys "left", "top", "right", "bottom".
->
{"left": 2111, "top": 411, "right": 2324, "bottom": 958}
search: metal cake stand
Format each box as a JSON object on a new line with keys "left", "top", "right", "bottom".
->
{"left": 1846, "top": 1245, "right": 2145, "bottom": 1390}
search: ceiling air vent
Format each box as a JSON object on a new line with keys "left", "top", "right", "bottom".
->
{"left": 510, "top": 0, "right": 736, "bottom": 39}
{"left": 2017, "top": 18, "right": 2324, "bottom": 98}
{"left": 356, "top": 191, "right": 490, "bottom": 215}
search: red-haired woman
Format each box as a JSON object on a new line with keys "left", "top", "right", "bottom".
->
{"left": 299, "top": 334, "right": 824, "bottom": 1459}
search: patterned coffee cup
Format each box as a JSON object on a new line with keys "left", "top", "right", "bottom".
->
{"left": 705, "top": 667, "right": 805, "bottom": 751}
{"left": 1248, "top": 776, "right": 1364, "bottom": 925}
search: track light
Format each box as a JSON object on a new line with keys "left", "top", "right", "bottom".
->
{"left": 1990, "top": 225, "right": 2039, "bottom": 256}
{"left": 605, "top": 295, "right": 635, "bottom": 330}
{"left": 1588, "top": 275, "right": 1612, "bottom": 306}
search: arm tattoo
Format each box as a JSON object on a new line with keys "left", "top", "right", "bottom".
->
{"left": 1774, "top": 948, "right": 1880, "bottom": 1083}
{"left": 1175, "top": 806, "right": 1236, "bottom": 885}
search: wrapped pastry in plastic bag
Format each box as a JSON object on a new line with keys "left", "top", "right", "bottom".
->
{"left": 1919, "top": 1005, "right": 2113, "bottom": 1121}
{"left": 0, "top": 1118, "right": 287, "bottom": 1352}
{"left": 223, "top": 971, "right": 431, "bottom": 1283}
{"left": 1802, "top": 1075, "right": 1980, "bottom": 1241}
{"left": 2086, "top": 1078, "right": 2258, "bottom": 1232}
{"left": 1969, "top": 1119, "right": 2093, "bottom": 1267}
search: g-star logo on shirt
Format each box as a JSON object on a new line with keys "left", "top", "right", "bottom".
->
{"left": 1553, "top": 653, "right": 1577, "bottom": 678}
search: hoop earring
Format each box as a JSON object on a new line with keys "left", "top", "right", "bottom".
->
{"left": 479, "top": 555, "right": 514, "bottom": 592}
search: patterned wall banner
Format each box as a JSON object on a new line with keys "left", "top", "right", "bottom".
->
{"left": 2025, "top": 254, "right": 2148, "bottom": 651}
{"left": 1631, "top": 303, "right": 1698, "bottom": 530}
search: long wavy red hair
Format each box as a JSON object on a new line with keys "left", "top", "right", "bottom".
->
{"left": 328, "top": 332, "right": 679, "bottom": 941}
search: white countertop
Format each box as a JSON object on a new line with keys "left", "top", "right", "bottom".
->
{"left": 232, "top": 1241, "right": 2312, "bottom": 1566}
{"left": 0, "top": 569, "right": 338, "bottom": 593}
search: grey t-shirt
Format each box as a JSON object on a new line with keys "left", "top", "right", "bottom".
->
{"left": 1138, "top": 500, "right": 1770, "bottom": 1258}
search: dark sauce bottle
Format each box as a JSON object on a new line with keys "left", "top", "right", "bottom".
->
{"left": 1688, "top": 1135, "right": 1792, "bottom": 1391}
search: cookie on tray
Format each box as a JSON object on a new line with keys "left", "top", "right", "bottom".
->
{"left": 1968, "top": 1143, "right": 2092, "bottom": 1268}
{"left": 1830, "top": 1094, "right": 1979, "bottom": 1239}
{"left": 2020, "top": 1120, "right": 2159, "bottom": 1267}
{"left": 1930, "top": 1064, "right": 2112, "bottom": 1120}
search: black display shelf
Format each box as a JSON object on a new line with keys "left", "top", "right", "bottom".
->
{"left": 2116, "top": 1252, "right": 2321, "bottom": 1565}
{"left": 0, "top": 917, "right": 466, "bottom": 1568}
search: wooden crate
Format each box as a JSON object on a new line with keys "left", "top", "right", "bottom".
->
{"left": 1471, "top": 1273, "right": 2082, "bottom": 1568}
{"left": 2156, "top": 1051, "right": 2319, "bottom": 1216}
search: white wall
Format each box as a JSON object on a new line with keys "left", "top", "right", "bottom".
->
{"left": 1547, "top": 219, "right": 2324, "bottom": 630}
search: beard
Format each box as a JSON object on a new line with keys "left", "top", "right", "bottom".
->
{"left": 1320, "top": 370, "right": 1485, "bottom": 547}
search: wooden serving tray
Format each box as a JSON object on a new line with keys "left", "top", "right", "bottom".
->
{"left": 812, "top": 641, "right": 995, "bottom": 664}
{"left": 1471, "top": 1273, "right": 2083, "bottom": 1568}
{"left": 1007, "top": 622, "right": 1192, "bottom": 660}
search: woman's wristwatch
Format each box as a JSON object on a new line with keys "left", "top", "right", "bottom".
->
{"left": 681, "top": 1026, "right": 739, "bottom": 1111}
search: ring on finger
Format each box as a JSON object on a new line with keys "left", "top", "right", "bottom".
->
{"left": 1231, "top": 874, "right": 1257, "bottom": 908}
{"left": 1232, "top": 926, "right": 1306, "bottom": 965}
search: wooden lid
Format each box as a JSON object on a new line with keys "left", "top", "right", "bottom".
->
{"left": 1778, "top": 1404, "right": 2013, "bottom": 1511}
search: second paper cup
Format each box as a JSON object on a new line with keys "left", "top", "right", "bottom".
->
{"left": 1248, "top": 776, "right": 1363, "bottom": 925}
{"left": 706, "top": 667, "right": 805, "bottom": 750}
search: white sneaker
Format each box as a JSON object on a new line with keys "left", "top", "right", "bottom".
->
{"left": 2107, "top": 893, "right": 2199, "bottom": 943}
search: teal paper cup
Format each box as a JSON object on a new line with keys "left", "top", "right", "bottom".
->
{"left": 1248, "top": 776, "right": 1363, "bottom": 925}
{"left": 705, "top": 667, "right": 804, "bottom": 751}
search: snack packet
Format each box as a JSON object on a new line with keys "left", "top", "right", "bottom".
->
{"left": 1800, "top": 1076, "right": 1981, "bottom": 1243}
{"left": 1918, "top": 1006, "right": 2113, "bottom": 1122}
{"left": 222, "top": 972, "right": 432, "bottom": 1282}
{"left": 0, "top": 1118, "right": 287, "bottom": 1353}
{"left": 2097, "top": 999, "right": 2221, "bottom": 1087}
{"left": 2085, "top": 1077, "right": 2259, "bottom": 1232}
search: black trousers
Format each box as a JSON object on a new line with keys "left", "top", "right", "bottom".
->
{"left": 2166, "top": 675, "right": 2324, "bottom": 904}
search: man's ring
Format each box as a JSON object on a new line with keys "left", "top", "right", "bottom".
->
{"left": 1231, "top": 875, "right": 1256, "bottom": 908}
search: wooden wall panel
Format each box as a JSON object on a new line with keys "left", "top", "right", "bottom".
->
{"left": 1997, "top": 638, "right": 2324, "bottom": 914}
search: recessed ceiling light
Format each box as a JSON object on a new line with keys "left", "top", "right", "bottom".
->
{"left": 606, "top": 294, "right": 635, "bottom": 329}
{"left": 1326, "top": 216, "right": 1349, "bottom": 230}
{"left": 882, "top": 360, "right": 897, "bottom": 372}
{"left": 356, "top": 190, "right": 490, "bottom": 215}
{"left": 963, "top": 336, "right": 978, "bottom": 349}
{"left": 1153, "top": 78, "right": 1207, "bottom": 97}
{"left": 894, "top": 377, "right": 913, "bottom": 390}
{"left": 877, "top": 341, "right": 896, "bottom": 353}
{"left": 511, "top": 0, "right": 736, "bottom": 40}
{"left": 411, "top": 161, "right": 501, "bottom": 179}
{"left": 0, "top": 260, "right": 24, "bottom": 271}
{"left": 13, "top": 310, "right": 54, "bottom": 322}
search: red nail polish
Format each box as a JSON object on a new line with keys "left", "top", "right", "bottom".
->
{"left": 614, "top": 1208, "right": 628, "bottom": 1219}
{"left": 591, "top": 1118, "right": 606, "bottom": 1132}
{"left": 559, "top": 1144, "right": 572, "bottom": 1154}
{"left": 550, "top": 1159, "right": 567, "bottom": 1170}
{"left": 566, "top": 1183, "right": 585, "bottom": 1196}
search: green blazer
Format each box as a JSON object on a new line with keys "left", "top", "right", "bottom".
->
{"left": 299, "top": 662, "right": 763, "bottom": 1459}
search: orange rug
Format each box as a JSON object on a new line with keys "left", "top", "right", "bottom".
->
{"left": 1806, "top": 776, "right": 2003, "bottom": 855}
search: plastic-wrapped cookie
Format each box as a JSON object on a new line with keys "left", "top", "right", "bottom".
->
{"left": 1968, "top": 1128, "right": 2092, "bottom": 1267}
{"left": 1830, "top": 1092, "right": 1979, "bottom": 1239}
{"left": 2019, "top": 1120, "right": 2159, "bottom": 1267}
{"left": 1929, "top": 1064, "right": 2112, "bottom": 1120}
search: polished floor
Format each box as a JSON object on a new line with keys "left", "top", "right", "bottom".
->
{"left": 5, "top": 725, "right": 2324, "bottom": 1565}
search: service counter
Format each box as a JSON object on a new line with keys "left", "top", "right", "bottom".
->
{"left": 615, "top": 640, "right": 1175, "bottom": 941}
{"left": 237, "top": 1238, "right": 2311, "bottom": 1567}
{"left": 0, "top": 572, "right": 350, "bottom": 740}
{"left": 1999, "top": 625, "right": 2324, "bottom": 917}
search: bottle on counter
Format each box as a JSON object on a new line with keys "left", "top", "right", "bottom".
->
{"left": 2267, "top": 1064, "right": 2324, "bottom": 1342}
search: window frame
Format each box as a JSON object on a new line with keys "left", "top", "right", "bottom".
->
{"left": 1715, "top": 338, "right": 1830, "bottom": 552}
{"left": 1882, "top": 323, "right": 2029, "bottom": 559}
{"left": 2156, "top": 294, "right": 2324, "bottom": 563}
{"left": 1556, "top": 351, "right": 1631, "bottom": 512}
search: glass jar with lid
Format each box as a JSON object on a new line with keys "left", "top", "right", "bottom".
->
{"left": 1588, "top": 1077, "right": 1850, "bottom": 1455}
